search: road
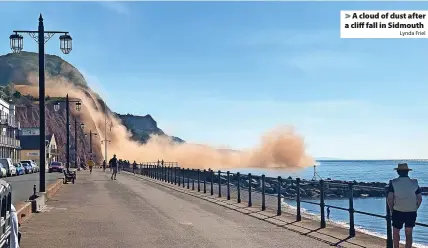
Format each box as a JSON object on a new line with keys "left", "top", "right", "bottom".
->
{"left": 20, "top": 170, "right": 330, "bottom": 248}
{"left": 3, "top": 172, "right": 62, "bottom": 204}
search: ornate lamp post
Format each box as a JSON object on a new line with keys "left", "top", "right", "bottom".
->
{"left": 9, "top": 14, "right": 72, "bottom": 192}
{"left": 54, "top": 95, "right": 82, "bottom": 172}
{"left": 85, "top": 131, "right": 98, "bottom": 159}
{"left": 75, "top": 120, "right": 85, "bottom": 169}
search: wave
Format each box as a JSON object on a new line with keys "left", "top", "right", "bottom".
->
{"left": 280, "top": 200, "right": 428, "bottom": 248}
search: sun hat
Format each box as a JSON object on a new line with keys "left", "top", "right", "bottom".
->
{"left": 394, "top": 163, "right": 412, "bottom": 171}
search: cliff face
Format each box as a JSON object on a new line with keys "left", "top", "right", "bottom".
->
{"left": 15, "top": 101, "right": 102, "bottom": 163}
{"left": 1, "top": 51, "right": 183, "bottom": 162}
{"left": 116, "top": 113, "right": 185, "bottom": 143}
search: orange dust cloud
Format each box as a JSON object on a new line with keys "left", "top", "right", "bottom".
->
{"left": 15, "top": 74, "right": 314, "bottom": 170}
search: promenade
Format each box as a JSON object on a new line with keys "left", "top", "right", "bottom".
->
{"left": 20, "top": 170, "right": 330, "bottom": 248}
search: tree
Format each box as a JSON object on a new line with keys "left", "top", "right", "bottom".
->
{"left": 12, "top": 91, "right": 21, "bottom": 99}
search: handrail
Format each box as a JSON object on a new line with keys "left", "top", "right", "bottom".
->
{"left": 129, "top": 164, "right": 428, "bottom": 248}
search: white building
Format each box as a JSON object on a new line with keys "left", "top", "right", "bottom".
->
{"left": 0, "top": 98, "right": 21, "bottom": 162}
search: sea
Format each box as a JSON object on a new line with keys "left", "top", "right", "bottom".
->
{"left": 227, "top": 160, "right": 428, "bottom": 247}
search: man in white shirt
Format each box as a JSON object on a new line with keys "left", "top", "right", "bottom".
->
{"left": 10, "top": 204, "right": 20, "bottom": 248}
{"left": 387, "top": 163, "right": 423, "bottom": 248}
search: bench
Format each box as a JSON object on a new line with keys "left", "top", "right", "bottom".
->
{"left": 63, "top": 170, "right": 76, "bottom": 184}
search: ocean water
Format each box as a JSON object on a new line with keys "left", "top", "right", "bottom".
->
{"left": 226, "top": 160, "right": 428, "bottom": 247}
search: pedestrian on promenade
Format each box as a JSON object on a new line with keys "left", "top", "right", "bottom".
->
{"left": 87, "top": 159, "right": 95, "bottom": 174}
{"left": 387, "top": 163, "right": 423, "bottom": 248}
{"left": 102, "top": 160, "right": 106, "bottom": 172}
{"left": 11, "top": 204, "right": 20, "bottom": 248}
{"left": 133, "top": 160, "right": 137, "bottom": 175}
{"left": 327, "top": 207, "right": 330, "bottom": 219}
{"left": 110, "top": 154, "right": 118, "bottom": 180}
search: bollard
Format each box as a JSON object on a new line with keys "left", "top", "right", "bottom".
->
{"left": 248, "top": 173, "right": 252, "bottom": 207}
{"left": 187, "top": 168, "right": 190, "bottom": 189}
{"left": 348, "top": 183, "right": 355, "bottom": 237}
{"left": 227, "top": 171, "right": 230, "bottom": 200}
{"left": 320, "top": 180, "right": 326, "bottom": 228}
{"left": 237, "top": 172, "right": 241, "bottom": 203}
{"left": 197, "top": 169, "right": 201, "bottom": 192}
{"left": 277, "top": 176, "right": 282, "bottom": 216}
{"left": 210, "top": 170, "right": 214, "bottom": 196}
{"left": 33, "top": 184, "right": 36, "bottom": 196}
{"left": 192, "top": 169, "right": 195, "bottom": 190}
{"left": 203, "top": 169, "right": 207, "bottom": 193}
{"left": 261, "top": 175, "right": 266, "bottom": 211}
{"left": 296, "top": 178, "right": 301, "bottom": 220}
{"left": 218, "top": 170, "right": 222, "bottom": 198}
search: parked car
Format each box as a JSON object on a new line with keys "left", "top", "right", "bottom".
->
{"left": 21, "top": 160, "right": 39, "bottom": 173}
{"left": 0, "top": 163, "right": 6, "bottom": 178}
{"left": 48, "top": 162, "right": 64, "bottom": 173}
{"left": 21, "top": 162, "right": 33, "bottom": 174}
{"left": 14, "top": 163, "right": 25, "bottom": 176}
{"left": 0, "top": 158, "right": 16, "bottom": 177}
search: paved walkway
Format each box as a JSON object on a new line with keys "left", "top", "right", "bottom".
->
{"left": 20, "top": 170, "right": 331, "bottom": 248}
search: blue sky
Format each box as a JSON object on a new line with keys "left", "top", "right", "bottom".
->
{"left": 1, "top": 1, "right": 428, "bottom": 159}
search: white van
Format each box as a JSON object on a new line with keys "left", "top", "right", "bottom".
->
{"left": 0, "top": 158, "right": 16, "bottom": 177}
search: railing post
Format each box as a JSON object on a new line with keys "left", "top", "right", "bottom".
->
{"left": 227, "top": 171, "right": 230, "bottom": 200}
{"left": 210, "top": 170, "right": 214, "bottom": 196}
{"left": 237, "top": 172, "right": 241, "bottom": 203}
{"left": 320, "top": 180, "right": 326, "bottom": 228}
{"left": 182, "top": 168, "right": 185, "bottom": 188}
{"left": 248, "top": 173, "right": 252, "bottom": 207}
{"left": 218, "top": 170, "right": 222, "bottom": 198}
{"left": 187, "top": 168, "right": 190, "bottom": 189}
{"left": 261, "top": 174, "right": 266, "bottom": 211}
{"left": 178, "top": 168, "right": 181, "bottom": 186}
{"left": 296, "top": 178, "right": 301, "bottom": 221}
{"left": 203, "top": 169, "right": 207, "bottom": 193}
{"left": 170, "top": 166, "right": 173, "bottom": 184}
{"left": 192, "top": 169, "right": 195, "bottom": 190}
{"left": 197, "top": 169, "right": 201, "bottom": 192}
{"left": 277, "top": 176, "right": 282, "bottom": 216}
{"left": 174, "top": 167, "right": 177, "bottom": 185}
{"left": 156, "top": 165, "right": 158, "bottom": 180}
{"left": 150, "top": 165, "right": 152, "bottom": 178}
{"left": 348, "top": 183, "right": 355, "bottom": 237}
{"left": 386, "top": 189, "right": 393, "bottom": 248}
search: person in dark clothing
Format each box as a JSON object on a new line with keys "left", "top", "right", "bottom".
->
{"left": 102, "top": 160, "right": 106, "bottom": 172}
{"left": 110, "top": 155, "right": 118, "bottom": 180}
{"left": 132, "top": 161, "right": 137, "bottom": 175}
{"left": 387, "top": 163, "right": 422, "bottom": 248}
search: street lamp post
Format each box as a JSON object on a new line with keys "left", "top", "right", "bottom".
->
{"left": 9, "top": 14, "right": 72, "bottom": 192}
{"left": 85, "top": 130, "right": 98, "bottom": 159}
{"left": 54, "top": 94, "right": 82, "bottom": 172}
{"left": 102, "top": 101, "right": 113, "bottom": 162}
{"left": 74, "top": 119, "right": 84, "bottom": 169}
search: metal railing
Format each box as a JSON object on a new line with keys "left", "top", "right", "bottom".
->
{"left": 0, "top": 115, "right": 18, "bottom": 129}
{"left": 128, "top": 165, "right": 428, "bottom": 248}
{"left": 0, "top": 136, "right": 20, "bottom": 148}
{"left": 0, "top": 181, "right": 12, "bottom": 247}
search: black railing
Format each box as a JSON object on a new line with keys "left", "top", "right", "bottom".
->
{"left": 127, "top": 165, "right": 427, "bottom": 248}
{"left": 0, "top": 181, "right": 12, "bottom": 247}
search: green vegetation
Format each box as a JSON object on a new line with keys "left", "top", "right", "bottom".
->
{"left": 0, "top": 51, "right": 88, "bottom": 87}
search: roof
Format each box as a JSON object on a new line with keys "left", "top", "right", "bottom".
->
{"left": 20, "top": 135, "right": 54, "bottom": 150}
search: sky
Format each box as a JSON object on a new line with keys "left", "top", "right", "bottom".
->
{"left": 1, "top": 1, "right": 428, "bottom": 159}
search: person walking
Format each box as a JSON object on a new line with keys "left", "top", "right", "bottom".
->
{"left": 327, "top": 207, "right": 331, "bottom": 220}
{"left": 132, "top": 160, "right": 137, "bottom": 175}
{"left": 110, "top": 154, "right": 118, "bottom": 180}
{"left": 387, "top": 163, "right": 423, "bottom": 248}
{"left": 102, "top": 160, "right": 106, "bottom": 172}
{"left": 87, "top": 159, "right": 95, "bottom": 174}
